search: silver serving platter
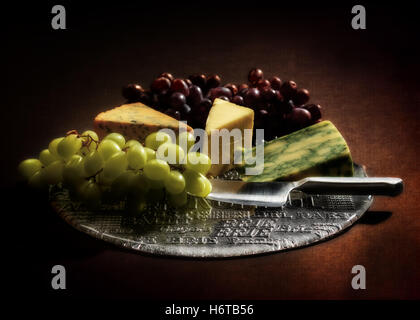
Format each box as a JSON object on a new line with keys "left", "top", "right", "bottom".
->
{"left": 50, "top": 164, "right": 372, "bottom": 258}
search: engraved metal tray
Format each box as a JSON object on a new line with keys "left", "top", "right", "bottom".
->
{"left": 50, "top": 164, "right": 372, "bottom": 258}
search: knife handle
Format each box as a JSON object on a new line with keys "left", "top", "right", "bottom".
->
{"left": 296, "top": 177, "right": 403, "bottom": 197}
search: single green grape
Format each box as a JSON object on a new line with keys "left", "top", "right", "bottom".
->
{"left": 127, "top": 144, "right": 147, "bottom": 170}
{"left": 164, "top": 170, "right": 186, "bottom": 194}
{"left": 18, "top": 158, "right": 42, "bottom": 180}
{"left": 144, "top": 147, "right": 156, "bottom": 161}
{"left": 104, "top": 132, "right": 126, "bottom": 149}
{"left": 203, "top": 175, "right": 212, "bottom": 196}
{"left": 79, "top": 130, "right": 99, "bottom": 156}
{"left": 177, "top": 131, "right": 196, "bottom": 153}
{"left": 57, "top": 134, "right": 83, "bottom": 160}
{"left": 102, "top": 151, "right": 128, "bottom": 181}
{"left": 129, "top": 171, "right": 151, "bottom": 195}
{"left": 27, "top": 170, "right": 48, "bottom": 191}
{"left": 63, "top": 154, "right": 86, "bottom": 187}
{"left": 126, "top": 172, "right": 150, "bottom": 211}
{"left": 39, "top": 149, "right": 58, "bottom": 166}
{"left": 81, "top": 130, "right": 99, "bottom": 142}
{"left": 110, "top": 170, "right": 136, "bottom": 200}
{"left": 96, "top": 170, "right": 114, "bottom": 186}
{"left": 143, "top": 159, "right": 170, "bottom": 181}
{"left": 156, "top": 143, "right": 185, "bottom": 165}
{"left": 145, "top": 131, "right": 172, "bottom": 150}
{"left": 48, "top": 137, "right": 64, "bottom": 158}
{"left": 78, "top": 180, "right": 102, "bottom": 210}
{"left": 185, "top": 152, "right": 212, "bottom": 175}
{"left": 41, "top": 160, "right": 64, "bottom": 185}
{"left": 123, "top": 139, "right": 141, "bottom": 149}
{"left": 79, "top": 145, "right": 93, "bottom": 157}
{"left": 84, "top": 151, "right": 104, "bottom": 176}
{"left": 169, "top": 190, "right": 188, "bottom": 208}
{"left": 98, "top": 139, "right": 121, "bottom": 161}
{"left": 183, "top": 169, "right": 212, "bottom": 197}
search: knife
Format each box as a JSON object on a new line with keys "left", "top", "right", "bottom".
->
{"left": 207, "top": 177, "right": 403, "bottom": 207}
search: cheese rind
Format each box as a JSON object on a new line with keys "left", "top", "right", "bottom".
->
{"left": 205, "top": 98, "right": 254, "bottom": 177}
{"left": 240, "top": 121, "right": 354, "bottom": 182}
{"left": 94, "top": 103, "right": 193, "bottom": 143}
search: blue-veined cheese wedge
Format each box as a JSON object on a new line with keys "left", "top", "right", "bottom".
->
{"left": 94, "top": 103, "right": 193, "bottom": 143}
{"left": 240, "top": 120, "right": 354, "bottom": 182}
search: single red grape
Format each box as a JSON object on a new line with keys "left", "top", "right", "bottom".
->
{"left": 280, "top": 80, "right": 298, "bottom": 100}
{"left": 188, "top": 85, "right": 203, "bottom": 107}
{"left": 151, "top": 77, "right": 171, "bottom": 93}
{"left": 170, "top": 92, "right": 186, "bottom": 109}
{"left": 184, "top": 78, "right": 192, "bottom": 87}
{"left": 171, "top": 79, "right": 190, "bottom": 96}
{"left": 209, "top": 87, "right": 233, "bottom": 100}
{"left": 159, "top": 72, "right": 174, "bottom": 82}
{"left": 303, "top": 104, "right": 322, "bottom": 122}
{"left": 238, "top": 83, "right": 249, "bottom": 91}
{"left": 257, "top": 79, "right": 271, "bottom": 90}
{"left": 200, "top": 98, "right": 212, "bottom": 111}
{"left": 180, "top": 103, "right": 192, "bottom": 115}
{"left": 270, "top": 76, "right": 282, "bottom": 90}
{"left": 189, "top": 74, "right": 207, "bottom": 89}
{"left": 248, "top": 68, "right": 264, "bottom": 85}
{"left": 294, "top": 88, "right": 310, "bottom": 106}
{"left": 287, "top": 107, "right": 312, "bottom": 128}
{"left": 244, "top": 88, "right": 261, "bottom": 108}
{"left": 206, "top": 74, "right": 221, "bottom": 89}
{"left": 122, "top": 84, "right": 145, "bottom": 101}
{"left": 238, "top": 87, "right": 249, "bottom": 97}
{"left": 138, "top": 91, "right": 153, "bottom": 105}
{"left": 232, "top": 95, "right": 244, "bottom": 105}
{"left": 261, "top": 87, "right": 277, "bottom": 102}
{"left": 273, "top": 90, "right": 283, "bottom": 103}
{"left": 224, "top": 83, "right": 238, "bottom": 96}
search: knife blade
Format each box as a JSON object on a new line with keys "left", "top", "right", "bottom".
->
{"left": 207, "top": 177, "right": 403, "bottom": 207}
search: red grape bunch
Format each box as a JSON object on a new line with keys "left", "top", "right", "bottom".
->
{"left": 122, "top": 68, "right": 322, "bottom": 141}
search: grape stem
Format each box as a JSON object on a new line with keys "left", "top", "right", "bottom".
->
{"left": 66, "top": 129, "right": 79, "bottom": 136}
{"left": 80, "top": 134, "right": 99, "bottom": 151}
{"left": 86, "top": 167, "right": 103, "bottom": 181}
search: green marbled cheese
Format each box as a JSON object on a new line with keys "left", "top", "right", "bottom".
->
{"left": 240, "top": 121, "right": 354, "bottom": 182}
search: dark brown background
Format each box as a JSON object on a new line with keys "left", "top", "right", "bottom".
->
{"left": 3, "top": 1, "right": 419, "bottom": 300}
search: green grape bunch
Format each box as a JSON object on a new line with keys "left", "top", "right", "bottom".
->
{"left": 18, "top": 129, "right": 213, "bottom": 211}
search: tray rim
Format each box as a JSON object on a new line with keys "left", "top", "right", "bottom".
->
{"left": 51, "top": 163, "right": 373, "bottom": 258}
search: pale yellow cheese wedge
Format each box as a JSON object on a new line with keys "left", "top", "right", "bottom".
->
{"left": 205, "top": 98, "right": 254, "bottom": 176}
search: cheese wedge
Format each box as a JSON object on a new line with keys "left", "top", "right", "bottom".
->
{"left": 94, "top": 103, "right": 193, "bottom": 142}
{"left": 205, "top": 98, "right": 254, "bottom": 177}
{"left": 240, "top": 120, "right": 354, "bottom": 182}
